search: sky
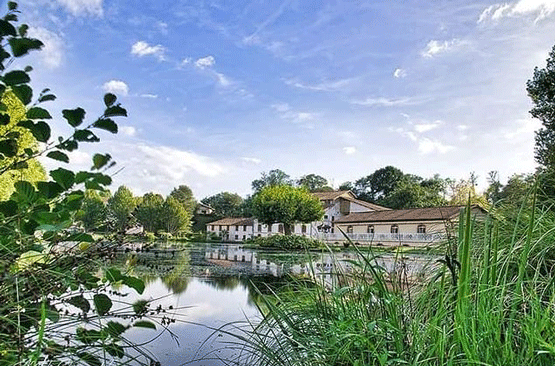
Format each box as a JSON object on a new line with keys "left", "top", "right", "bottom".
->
{"left": 13, "top": 0, "right": 555, "bottom": 199}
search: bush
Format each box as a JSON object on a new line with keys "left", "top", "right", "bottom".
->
{"left": 159, "top": 232, "right": 173, "bottom": 241}
{"left": 144, "top": 232, "right": 156, "bottom": 242}
{"left": 253, "top": 235, "right": 323, "bottom": 250}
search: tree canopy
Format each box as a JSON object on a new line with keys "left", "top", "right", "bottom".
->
{"left": 201, "top": 191, "right": 244, "bottom": 217}
{"left": 252, "top": 185, "right": 324, "bottom": 235}
{"left": 169, "top": 185, "right": 196, "bottom": 214}
{"left": 107, "top": 185, "right": 137, "bottom": 232}
{"left": 252, "top": 169, "right": 292, "bottom": 192}
{"left": 297, "top": 174, "right": 332, "bottom": 192}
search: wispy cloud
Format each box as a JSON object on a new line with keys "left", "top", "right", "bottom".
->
{"left": 392, "top": 118, "right": 454, "bottom": 155}
{"left": 241, "top": 157, "right": 261, "bottom": 164}
{"left": 350, "top": 97, "right": 421, "bottom": 107}
{"left": 284, "top": 77, "right": 353, "bottom": 92}
{"left": 55, "top": 0, "right": 103, "bottom": 17}
{"left": 243, "top": 0, "right": 293, "bottom": 44}
{"left": 343, "top": 146, "right": 356, "bottom": 155}
{"left": 131, "top": 41, "right": 166, "bottom": 61}
{"left": 478, "top": 0, "right": 555, "bottom": 23}
{"left": 195, "top": 55, "right": 216, "bottom": 69}
{"left": 139, "top": 93, "right": 158, "bottom": 99}
{"left": 120, "top": 126, "right": 137, "bottom": 136}
{"left": 271, "top": 103, "right": 317, "bottom": 128}
{"left": 27, "top": 27, "right": 64, "bottom": 68}
{"left": 102, "top": 80, "right": 129, "bottom": 96}
{"left": 413, "top": 120, "right": 444, "bottom": 133}
{"left": 421, "top": 39, "right": 468, "bottom": 58}
{"left": 393, "top": 68, "right": 407, "bottom": 78}
{"left": 417, "top": 138, "right": 455, "bottom": 154}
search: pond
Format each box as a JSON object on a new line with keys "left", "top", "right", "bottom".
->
{"left": 113, "top": 243, "right": 438, "bottom": 366}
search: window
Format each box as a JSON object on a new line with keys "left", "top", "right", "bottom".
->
{"left": 302, "top": 224, "right": 307, "bottom": 234}
{"left": 234, "top": 234, "right": 238, "bottom": 240}
{"left": 267, "top": 225, "right": 272, "bottom": 232}
{"left": 278, "top": 224, "right": 284, "bottom": 233}
{"left": 417, "top": 224, "right": 426, "bottom": 234}
{"left": 219, "top": 225, "right": 222, "bottom": 231}
{"left": 331, "top": 216, "right": 334, "bottom": 221}
{"left": 347, "top": 225, "right": 353, "bottom": 234}
{"left": 210, "top": 225, "right": 214, "bottom": 231}
{"left": 258, "top": 224, "right": 262, "bottom": 232}
{"left": 243, "top": 225, "right": 247, "bottom": 231}
{"left": 390, "top": 224, "right": 399, "bottom": 234}
{"left": 226, "top": 225, "right": 229, "bottom": 231}
{"left": 324, "top": 215, "right": 328, "bottom": 219}
{"left": 242, "top": 235, "right": 246, "bottom": 240}
{"left": 235, "top": 225, "right": 239, "bottom": 231}
{"left": 367, "top": 225, "right": 374, "bottom": 234}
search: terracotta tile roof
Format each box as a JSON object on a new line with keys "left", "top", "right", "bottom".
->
{"left": 334, "top": 205, "right": 483, "bottom": 223}
{"left": 208, "top": 217, "right": 254, "bottom": 226}
{"left": 312, "top": 190, "right": 353, "bottom": 201}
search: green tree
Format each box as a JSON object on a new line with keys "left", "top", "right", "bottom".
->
{"left": 252, "top": 169, "right": 292, "bottom": 192}
{"left": 107, "top": 185, "right": 137, "bottom": 232}
{"left": 135, "top": 192, "right": 164, "bottom": 233}
{"left": 527, "top": 44, "right": 555, "bottom": 169}
{"left": 201, "top": 191, "right": 244, "bottom": 217}
{"left": 169, "top": 184, "right": 196, "bottom": 214}
{"left": 354, "top": 166, "right": 404, "bottom": 202}
{"left": 383, "top": 175, "right": 447, "bottom": 209}
{"left": 161, "top": 196, "right": 191, "bottom": 234}
{"left": 252, "top": 185, "right": 324, "bottom": 235}
{"left": 78, "top": 189, "right": 109, "bottom": 231}
{"left": 297, "top": 173, "right": 332, "bottom": 192}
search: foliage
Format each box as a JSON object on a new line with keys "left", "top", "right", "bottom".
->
{"left": 446, "top": 175, "right": 489, "bottom": 207}
{"left": 252, "top": 185, "right": 324, "bottom": 235}
{"left": 252, "top": 235, "right": 323, "bottom": 250}
{"left": 251, "top": 169, "right": 292, "bottom": 192}
{"left": 381, "top": 174, "right": 447, "bottom": 209}
{"left": 201, "top": 191, "right": 244, "bottom": 218}
{"left": 354, "top": 165, "right": 404, "bottom": 202}
{"left": 135, "top": 192, "right": 164, "bottom": 233}
{"left": 161, "top": 196, "right": 191, "bottom": 235}
{"left": 169, "top": 184, "right": 196, "bottom": 214}
{"left": 0, "top": 4, "right": 154, "bottom": 365}
{"left": 107, "top": 185, "right": 137, "bottom": 232}
{"left": 297, "top": 174, "right": 332, "bottom": 192}
{"left": 78, "top": 189, "right": 109, "bottom": 231}
{"left": 527, "top": 44, "right": 555, "bottom": 169}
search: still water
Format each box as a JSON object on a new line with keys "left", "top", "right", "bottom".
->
{"left": 116, "top": 243, "right": 437, "bottom": 366}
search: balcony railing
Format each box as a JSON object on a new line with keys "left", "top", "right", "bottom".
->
{"left": 317, "top": 232, "right": 445, "bottom": 243}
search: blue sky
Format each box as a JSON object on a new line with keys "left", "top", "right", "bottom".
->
{"left": 15, "top": 0, "right": 555, "bottom": 199}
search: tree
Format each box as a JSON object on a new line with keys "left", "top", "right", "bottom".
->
{"left": 107, "top": 185, "right": 137, "bottom": 232}
{"left": 297, "top": 174, "right": 332, "bottom": 192}
{"left": 446, "top": 177, "right": 489, "bottom": 207}
{"left": 527, "top": 44, "right": 555, "bottom": 169}
{"left": 354, "top": 166, "right": 404, "bottom": 202}
{"left": 201, "top": 191, "right": 244, "bottom": 217}
{"left": 78, "top": 189, "right": 109, "bottom": 231}
{"left": 252, "top": 185, "right": 324, "bottom": 235}
{"left": 252, "top": 169, "right": 292, "bottom": 192}
{"left": 161, "top": 196, "right": 191, "bottom": 234}
{"left": 169, "top": 184, "right": 196, "bottom": 214}
{"left": 382, "top": 174, "right": 447, "bottom": 209}
{"left": 135, "top": 192, "right": 164, "bottom": 233}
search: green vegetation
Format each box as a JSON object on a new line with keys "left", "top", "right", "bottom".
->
{"left": 252, "top": 185, "right": 324, "bottom": 235}
{"left": 251, "top": 235, "right": 323, "bottom": 250}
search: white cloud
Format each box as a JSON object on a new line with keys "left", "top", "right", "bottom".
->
{"left": 393, "top": 68, "right": 407, "bottom": 78}
{"left": 343, "top": 146, "right": 357, "bottom": 155}
{"left": 131, "top": 41, "right": 166, "bottom": 61}
{"left": 271, "top": 103, "right": 290, "bottom": 113}
{"left": 421, "top": 39, "right": 467, "bottom": 58}
{"left": 27, "top": 27, "right": 64, "bottom": 68}
{"left": 350, "top": 97, "right": 417, "bottom": 107}
{"left": 271, "top": 103, "right": 317, "bottom": 128}
{"left": 56, "top": 0, "right": 103, "bottom": 17}
{"left": 417, "top": 138, "right": 455, "bottom": 155}
{"left": 284, "top": 77, "right": 353, "bottom": 92}
{"left": 195, "top": 55, "right": 216, "bottom": 69}
{"left": 503, "top": 117, "right": 541, "bottom": 140}
{"left": 479, "top": 0, "right": 555, "bottom": 22}
{"left": 120, "top": 126, "right": 137, "bottom": 136}
{"left": 241, "top": 157, "right": 261, "bottom": 164}
{"left": 413, "top": 120, "right": 444, "bottom": 133}
{"left": 214, "top": 72, "right": 231, "bottom": 87}
{"left": 102, "top": 80, "right": 129, "bottom": 96}
{"left": 140, "top": 93, "right": 158, "bottom": 99}
{"left": 181, "top": 57, "right": 192, "bottom": 66}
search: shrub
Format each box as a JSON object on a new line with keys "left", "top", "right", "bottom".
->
{"left": 253, "top": 235, "right": 323, "bottom": 250}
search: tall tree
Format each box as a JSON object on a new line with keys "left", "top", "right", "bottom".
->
{"left": 169, "top": 185, "right": 196, "bottom": 214}
{"left": 252, "top": 185, "right": 324, "bottom": 235}
{"left": 355, "top": 166, "right": 404, "bottom": 202}
{"left": 107, "top": 185, "right": 137, "bottom": 232}
{"left": 527, "top": 44, "right": 555, "bottom": 169}
{"left": 135, "top": 192, "right": 164, "bottom": 233}
{"left": 297, "top": 174, "right": 332, "bottom": 192}
{"left": 201, "top": 192, "right": 244, "bottom": 217}
{"left": 78, "top": 189, "right": 109, "bottom": 231}
{"left": 161, "top": 196, "right": 191, "bottom": 234}
{"left": 252, "top": 169, "right": 292, "bottom": 192}
{"left": 382, "top": 174, "right": 447, "bottom": 209}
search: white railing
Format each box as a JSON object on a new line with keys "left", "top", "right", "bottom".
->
{"left": 317, "top": 232, "right": 445, "bottom": 243}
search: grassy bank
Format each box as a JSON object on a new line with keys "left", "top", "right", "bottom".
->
{"left": 225, "top": 189, "right": 555, "bottom": 365}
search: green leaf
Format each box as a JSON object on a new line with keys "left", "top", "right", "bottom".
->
{"left": 50, "top": 168, "right": 75, "bottom": 190}
{"left": 132, "top": 299, "right": 148, "bottom": 314}
{"left": 3, "top": 70, "right": 30, "bottom": 86}
{"left": 65, "top": 232, "right": 94, "bottom": 242}
{"left": 36, "top": 181, "right": 63, "bottom": 199}
{"left": 93, "top": 294, "right": 112, "bottom": 316}
{"left": 22, "top": 219, "right": 39, "bottom": 235}
{"left": 18, "top": 24, "right": 28, "bottom": 37}
{"left": 133, "top": 320, "right": 156, "bottom": 330}
{"left": 9, "top": 37, "right": 44, "bottom": 57}
{"left": 46, "top": 150, "right": 69, "bottom": 163}
{"left": 124, "top": 276, "right": 145, "bottom": 294}
{"left": 77, "top": 352, "right": 101, "bottom": 366}
{"left": 14, "top": 181, "right": 37, "bottom": 202}
{"left": 8, "top": 2, "right": 18, "bottom": 10}
{"left": 12, "top": 84, "right": 32, "bottom": 105}
{"left": 67, "top": 295, "right": 90, "bottom": 313}
{"left": 4, "top": 14, "right": 17, "bottom": 22}
{"left": 0, "top": 200, "right": 17, "bottom": 216}
{"left": 104, "top": 93, "right": 117, "bottom": 107}
{"left": 104, "top": 343, "right": 124, "bottom": 358}
{"left": 75, "top": 171, "right": 91, "bottom": 184}
{"left": 57, "top": 139, "right": 78, "bottom": 151}
{"left": 26, "top": 107, "right": 52, "bottom": 119}
{"left": 105, "top": 268, "right": 124, "bottom": 282}
{"left": 0, "top": 19, "right": 16, "bottom": 37}
{"left": 62, "top": 107, "right": 86, "bottom": 127}
{"left": 38, "top": 94, "right": 56, "bottom": 103}
{"left": 0, "top": 139, "right": 17, "bottom": 157}
{"left": 104, "top": 105, "right": 127, "bottom": 117}
{"left": 74, "top": 129, "right": 99, "bottom": 142}
{"left": 105, "top": 321, "right": 128, "bottom": 338}
{"left": 92, "top": 118, "right": 118, "bottom": 134}
{"left": 18, "top": 120, "right": 51, "bottom": 142}
{"left": 0, "top": 113, "right": 10, "bottom": 125}
{"left": 92, "top": 153, "right": 111, "bottom": 170}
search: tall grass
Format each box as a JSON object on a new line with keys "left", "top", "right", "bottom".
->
{"left": 227, "top": 183, "right": 555, "bottom": 365}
